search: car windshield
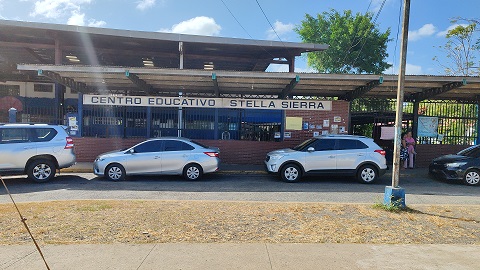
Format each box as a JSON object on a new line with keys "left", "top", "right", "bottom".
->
{"left": 457, "top": 145, "right": 480, "bottom": 157}
{"left": 292, "top": 138, "right": 316, "bottom": 151}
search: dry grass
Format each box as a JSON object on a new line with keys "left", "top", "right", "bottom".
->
{"left": 0, "top": 200, "right": 479, "bottom": 245}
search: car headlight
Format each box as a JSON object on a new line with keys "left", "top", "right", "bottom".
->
{"left": 445, "top": 162, "right": 467, "bottom": 168}
{"left": 269, "top": 154, "right": 285, "bottom": 161}
{"left": 95, "top": 157, "right": 105, "bottom": 162}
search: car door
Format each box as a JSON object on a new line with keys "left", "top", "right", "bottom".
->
{"left": 303, "top": 138, "right": 337, "bottom": 172}
{"left": 124, "top": 140, "right": 163, "bottom": 175}
{"left": 160, "top": 140, "right": 195, "bottom": 174}
{"left": 335, "top": 139, "right": 368, "bottom": 170}
{"left": 0, "top": 128, "right": 37, "bottom": 170}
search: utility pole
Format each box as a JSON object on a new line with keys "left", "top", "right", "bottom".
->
{"left": 384, "top": 0, "right": 410, "bottom": 208}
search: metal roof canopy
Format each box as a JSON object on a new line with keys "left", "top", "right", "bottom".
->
{"left": 0, "top": 19, "right": 327, "bottom": 72}
{"left": 17, "top": 64, "right": 480, "bottom": 101}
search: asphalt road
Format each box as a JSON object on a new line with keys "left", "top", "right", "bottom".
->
{"left": 1, "top": 169, "right": 479, "bottom": 205}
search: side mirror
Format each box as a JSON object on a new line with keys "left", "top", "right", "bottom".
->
{"left": 307, "top": 147, "right": 315, "bottom": 152}
{"left": 127, "top": 149, "right": 135, "bottom": 154}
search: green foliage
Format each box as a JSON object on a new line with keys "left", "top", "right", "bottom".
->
{"left": 295, "top": 9, "right": 391, "bottom": 74}
{"left": 434, "top": 23, "right": 479, "bottom": 76}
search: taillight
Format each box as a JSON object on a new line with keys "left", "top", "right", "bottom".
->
{"left": 65, "top": 137, "right": 74, "bottom": 149}
{"left": 204, "top": 152, "right": 219, "bottom": 158}
{"left": 375, "top": 149, "right": 386, "bottom": 156}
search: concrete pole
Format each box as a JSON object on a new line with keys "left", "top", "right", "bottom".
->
{"left": 178, "top": 42, "right": 184, "bottom": 137}
{"left": 391, "top": 0, "right": 411, "bottom": 188}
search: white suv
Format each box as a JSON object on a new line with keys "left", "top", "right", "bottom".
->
{"left": 265, "top": 135, "right": 387, "bottom": 183}
{"left": 0, "top": 124, "right": 76, "bottom": 182}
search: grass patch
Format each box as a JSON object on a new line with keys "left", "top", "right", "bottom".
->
{"left": 0, "top": 200, "right": 478, "bottom": 245}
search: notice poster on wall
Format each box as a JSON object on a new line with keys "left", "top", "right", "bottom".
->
{"left": 418, "top": 116, "right": 438, "bottom": 137}
{"left": 285, "top": 117, "right": 303, "bottom": 130}
{"left": 323, "top": 119, "right": 330, "bottom": 127}
{"left": 380, "top": 126, "right": 395, "bottom": 140}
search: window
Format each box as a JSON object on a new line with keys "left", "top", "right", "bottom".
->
{"left": 0, "top": 128, "right": 30, "bottom": 144}
{"left": 31, "top": 128, "right": 57, "bottom": 142}
{"left": 337, "top": 139, "right": 368, "bottom": 150}
{"left": 163, "top": 140, "right": 194, "bottom": 151}
{"left": 34, "top": 84, "right": 54, "bottom": 93}
{"left": 133, "top": 140, "right": 162, "bottom": 153}
{"left": 0, "top": 84, "right": 20, "bottom": 96}
{"left": 312, "top": 139, "right": 336, "bottom": 151}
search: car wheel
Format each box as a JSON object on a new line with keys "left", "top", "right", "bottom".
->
{"left": 27, "top": 159, "right": 56, "bottom": 183}
{"left": 463, "top": 169, "right": 480, "bottom": 186}
{"left": 105, "top": 164, "right": 126, "bottom": 181}
{"left": 357, "top": 164, "right": 377, "bottom": 184}
{"left": 183, "top": 164, "right": 203, "bottom": 180}
{"left": 280, "top": 164, "right": 302, "bottom": 182}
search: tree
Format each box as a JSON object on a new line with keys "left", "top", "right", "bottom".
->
{"left": 434, "top": 23, "right": 480, "bottom": 76}
{"left": 295, "top": 10, "right": 391, "bottom": 74}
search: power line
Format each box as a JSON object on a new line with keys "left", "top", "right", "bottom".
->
{"left": 350, "top": 0, "right": 387, "bottom": 72}
{"left": 219, "top": 0, "right": 277, "bottom": 60}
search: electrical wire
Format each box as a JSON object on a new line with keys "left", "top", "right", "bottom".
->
{"left": 1, "top": 176, "right": 51, "bottom": 270}
{"left": 254, "top": 0, "right": 289, "bottom": 51}
{"left": 219, "top": 0, "right": 277, "bottom": 60}
{"left": 350, "top": 0, "right": 387, "bottom": 72}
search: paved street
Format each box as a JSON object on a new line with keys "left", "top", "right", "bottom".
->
{"left": 1, "top": 169, "right": 478, "bottom": 204}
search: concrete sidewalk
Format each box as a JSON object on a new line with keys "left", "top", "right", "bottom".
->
{"left": 1, "top": 243, "right": 479, "bottom": 270}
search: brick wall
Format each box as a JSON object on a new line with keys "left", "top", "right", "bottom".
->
{"left": 284, "top": 100, "right": 350, "bottom": 144}
{"left": 73, "top": 137, "right": 297, "bottom": 165}
{"left": 415, "top": 144, "right": 466, "bottom": 167}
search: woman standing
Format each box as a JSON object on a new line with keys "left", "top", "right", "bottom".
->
{"left": 402, "top": 131, "right": 416, "bottom": 169}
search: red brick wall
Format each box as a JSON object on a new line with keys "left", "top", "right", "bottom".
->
{"left": 73, "top": 137, "right": 297, "bottom": 164}
{"left": 415, "top": 144, "right": 466, "bottom": 167}
{"left": 285, "top": 101, "right": 350, "bottom": 144}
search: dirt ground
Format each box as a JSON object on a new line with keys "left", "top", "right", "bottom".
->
{"left": 0, "top": 200, "right": 479, "bottom": 245}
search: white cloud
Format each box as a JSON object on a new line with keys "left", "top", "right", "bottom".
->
{"left": 87, "top": 19, "right": 106, "bottom": 27}
{"left": 160, "top": 16, "right": 221, "bottom": 36}
{"left": 136, "top": 0, "right": 155, "bottom": 11}
{"left": 436, "top": 24, "right": 469, "bottom": 37}
{"left": 406, "top": 63, "right": 423, "bottom": 75}
{"left": 30, "top": 0, "right": 91, "bottom": 19}
{"left": 408, "top": 24, "right": 436, "bottom": 41}
{"left": 266, "top": 21, "right": 294, "bottom": 40}
{"left": 30, "top": 0, "right": 105, "bottom": 27}
{"left": 67, "top": 10, "right": 84, "bottom": 25}
{"left": 384, "top": 63, "right": 423, "bottom": 75}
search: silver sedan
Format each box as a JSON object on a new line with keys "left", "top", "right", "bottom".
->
{"left": 93, "top": 137, "right": 220, "bottom": 181}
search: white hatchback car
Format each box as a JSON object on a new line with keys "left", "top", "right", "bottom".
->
{"left": 265, "top": 135, "right": 387, "bottom": 183}
{"left": 94, "top": 137, "right": 220, "bottom": 181}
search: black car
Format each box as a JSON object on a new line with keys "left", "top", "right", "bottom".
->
{"left": 429, "top": 145, "right": 480, "bottom": 186}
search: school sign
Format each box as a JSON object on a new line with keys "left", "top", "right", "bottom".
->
{"left": 83, "top": 95, "right": 332, "bottom": 111}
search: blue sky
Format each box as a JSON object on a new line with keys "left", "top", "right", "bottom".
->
{"left": 0, "top": 0, "right": 479, "bottom": 75}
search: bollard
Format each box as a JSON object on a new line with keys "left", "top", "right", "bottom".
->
{"left": 8, "top": 107, "right": 17, "bottom": 123}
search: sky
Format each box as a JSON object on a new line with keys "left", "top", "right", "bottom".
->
{"left": 0, "top": 0, "right": 479, "bottom": 75}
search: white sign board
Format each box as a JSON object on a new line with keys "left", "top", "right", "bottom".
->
{"left": 83, "top": 95, "right": 332, "bottom": 111}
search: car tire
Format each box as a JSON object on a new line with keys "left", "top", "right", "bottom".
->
{"left": 463, "top": 169, "right": 480, "bottom": 186}
{"left": 280, "top": 163, "right": 302, "bottom": 183}
{"left": 105, "top": 164, "right": 126, "bottom": 181}
{"left": 357, "top": 164, "right": 378, "bottom": 184}
{"left": 27, "top": 159, "right": 56, "bottom": 183}
{"left": 183, "top": 163, "right": 203, "bottom": 180}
